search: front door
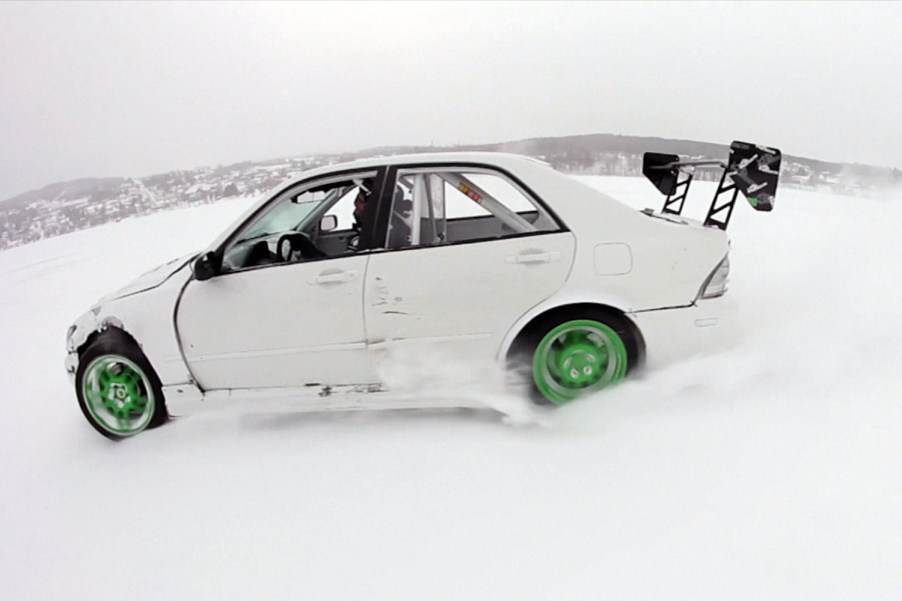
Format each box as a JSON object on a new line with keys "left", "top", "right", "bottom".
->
{"left": 177, "top": 255, "right": 372, "bottom": 390}
{"left": 176, "top": 169, "right": 385, "bottom": 390}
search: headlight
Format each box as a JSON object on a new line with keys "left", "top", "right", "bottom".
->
{"left": 698, "top": 255, "right": 730, "bottom": 300}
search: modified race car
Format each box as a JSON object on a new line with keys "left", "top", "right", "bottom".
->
{"left": 65, "top": 141, "right": 781, "bottom": 438}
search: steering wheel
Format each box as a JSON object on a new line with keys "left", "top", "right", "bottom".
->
{"left": 277, "top": 232, "right": 327, "bottom": 261}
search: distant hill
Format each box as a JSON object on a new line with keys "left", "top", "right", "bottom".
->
{"left": 357, "top": 133, "right": 731, "bottom": 158}
{"left": 352, "top": 133, "right": 898, "bottom": 179}
{"left": 1, "top": 177, "right": 128, "bottom": 211}
{"left": 1, "top": 133, "right": 899, "bottom": 251}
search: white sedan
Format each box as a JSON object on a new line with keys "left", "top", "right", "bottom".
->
{"left": 65, "top": 143, "right": 780, "bottom": 438}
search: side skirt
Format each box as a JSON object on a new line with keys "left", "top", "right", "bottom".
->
{"left": 162, "top": 383, "right": 489, "bottom": 417}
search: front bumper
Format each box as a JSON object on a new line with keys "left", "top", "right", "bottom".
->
{"left": 65, "top": 309, "right": 99, "bottom": 384}
{"left": 628, "top": 295, "right": 738, "bottom": 370}
{"left": 65, "top": 351, "right": 78, "bottom": 383}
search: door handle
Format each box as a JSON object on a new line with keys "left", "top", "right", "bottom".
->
{"left": 505, "top": 251, "right": 562, "bottom": 264}
{"left": 309, "top": 270, "right": 357, "bottom": 285}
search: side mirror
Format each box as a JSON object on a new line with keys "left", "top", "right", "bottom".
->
{"left": 193, "top": 252, "right": 219, "bottom": 281}
{"left": 320, "top": 214, "right": 338, "bottom": 232}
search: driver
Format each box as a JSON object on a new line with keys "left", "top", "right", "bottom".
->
{"left": 347, "top": 178, "right": 374, "bottom": 252}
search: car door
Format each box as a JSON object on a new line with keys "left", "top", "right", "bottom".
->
{"left": 363, "top": 165, "right": 576, "bottom": 377}
{"left": 176, "top": 169, "right": 385, "bottom": 391}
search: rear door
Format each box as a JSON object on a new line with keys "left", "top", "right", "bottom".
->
{"left": 363, "top": 165, "right": 575, "bottom": 374}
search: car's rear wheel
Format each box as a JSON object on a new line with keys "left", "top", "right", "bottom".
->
{"left": 75, "top": 330, "right": 167, "bottom": 439}
{"left": 513, "top": 310, "right": 637, "bottom": 405}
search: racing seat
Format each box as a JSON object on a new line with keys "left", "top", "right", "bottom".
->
{"left": 387, "top": 187, "right": 413, "bottom": 248}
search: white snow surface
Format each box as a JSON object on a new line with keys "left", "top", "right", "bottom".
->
{"left": 1, "top": 178, "right": 900, "bottom": 599}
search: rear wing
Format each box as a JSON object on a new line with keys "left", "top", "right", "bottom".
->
{"left": 642, "top": 141, "right": 781, "bottom": 230}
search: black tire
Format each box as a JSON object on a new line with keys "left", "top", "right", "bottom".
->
{"left": 75, "top": 329, "right": 168, "bottom": 440}
{"left": 508, "top": 308, "right": 641, "bottom": 406}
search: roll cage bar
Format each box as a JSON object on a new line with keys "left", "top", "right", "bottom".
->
{"left": 392, "top": 169, "right": 543, "bottom": 246}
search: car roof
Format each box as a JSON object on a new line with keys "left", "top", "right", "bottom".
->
{"left": 300, "top": 152, "right": 553, "bottom": 178}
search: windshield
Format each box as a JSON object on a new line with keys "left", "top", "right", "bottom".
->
{"left": 221, "top": 170, "right": 377, "bottom": 273}
{"left": 237, "top": 187, "right": 345, "bottom": 243}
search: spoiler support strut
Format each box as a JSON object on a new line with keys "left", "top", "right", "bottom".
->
{"left": 642, "top": 141, "right": 781, "bottom": 230}
{"left": 705, "top": 169, "right": 741, "bottom": 231}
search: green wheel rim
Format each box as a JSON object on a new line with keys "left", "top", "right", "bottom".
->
{"left": 533, "top": 319, "right": 628, "bottom": 405}
{"left": 82, "top": 355, "right": 155, "bottom": 436}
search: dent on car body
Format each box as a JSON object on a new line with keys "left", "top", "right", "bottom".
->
{"left": 369, "top": 276, "right": 409, "bottom": 314}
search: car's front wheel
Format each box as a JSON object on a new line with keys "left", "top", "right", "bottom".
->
{"left": 75, "top": 330, "right": 167, "bottom": 439}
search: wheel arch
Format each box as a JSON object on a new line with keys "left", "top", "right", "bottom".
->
{"left": 501, "top": 301, "right": 646, "bottom": 370}
{"left": 75, "top": 322, "right": 168, "bottom": 393}
{"left": 76, "top": 319, "right": 138, "bottom": 357}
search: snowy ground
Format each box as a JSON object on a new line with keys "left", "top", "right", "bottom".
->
{"left": 1, "top": 177, "right": 900, "bottom": 600}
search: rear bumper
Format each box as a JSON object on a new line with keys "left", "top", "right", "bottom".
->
{"left": 628, "top": 295, "right": 738, "bottom": 370}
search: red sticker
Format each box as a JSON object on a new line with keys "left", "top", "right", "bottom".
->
{"left": 458, "top": 183, "right": 482, "bottom": 203}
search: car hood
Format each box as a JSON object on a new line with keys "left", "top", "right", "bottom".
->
{"left": 98, "top": 252, "right": 198, "bottom": 304}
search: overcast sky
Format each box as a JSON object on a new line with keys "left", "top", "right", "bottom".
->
{"left": 1, "top": 1, "right": 899, "bottom": 200}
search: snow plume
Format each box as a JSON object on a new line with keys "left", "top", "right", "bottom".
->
{"left": 835, "top": 162, "right": 902, "bottom": 200}
{"left": 496, "top": 138, "right": 545, "bottom": 157}
{"left": 375, "top": 340, "right": 550, "bottom": 426}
